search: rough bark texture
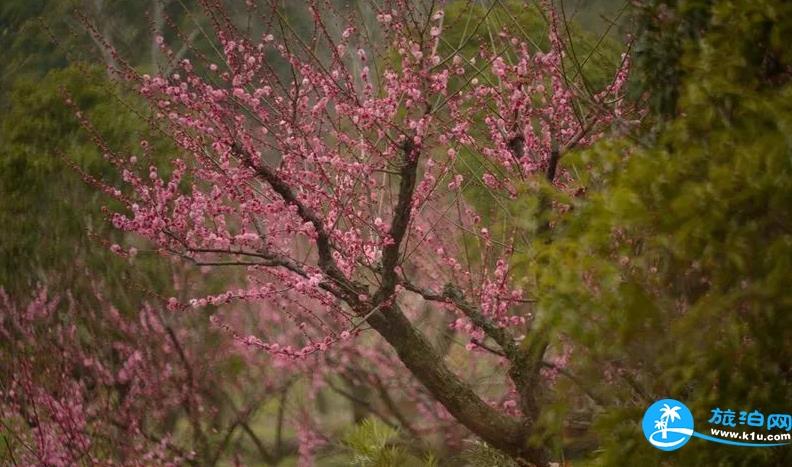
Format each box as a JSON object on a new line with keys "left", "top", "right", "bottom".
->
{"left": 366, "top": 304, "right": 547, "bottom": 465}
{"left": 245, "top": 139, "right": 549, "bottom": 464}
{"left": 369, "top": 140, "right": 546, "bottom": 464}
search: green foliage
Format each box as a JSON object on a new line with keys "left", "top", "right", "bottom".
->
{"left": 342, "top": 418, "right": 404, "bottom": 466}
{"left": 0, "top": 63, "right": 178, "bottom": 304}
{"left": 0, "top": 0, "right": 78, "bottom": 92}
{"left": 633, "top": 0, "right": 715, "bottom": 119}
{"left": 442, "top": 0, "right": 625, "bottom": 90}
{"left": 1, "top": 66, "right": 110, "bottom": 287}
{"left": 337, "top": 418, "right": 437, "bottom": 467}
{"left": 0, "top": 0, "right": 209, "bottom": 82}
{"left": 512, "top": 0, "right": 792, "bottom": 464}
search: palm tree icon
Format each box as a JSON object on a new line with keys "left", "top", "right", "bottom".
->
{"left": 656, "top": 404, "right": 682, "bottom": 439}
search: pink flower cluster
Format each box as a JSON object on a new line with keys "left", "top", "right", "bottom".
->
{"left": 89, "top": 1, "right": 631, "bottom": 363}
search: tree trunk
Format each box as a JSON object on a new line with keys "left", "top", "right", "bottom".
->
{"left": 366, "top": 304, "right": 548, "bottom": 465}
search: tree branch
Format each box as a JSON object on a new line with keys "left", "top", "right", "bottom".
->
{"left": 371, "top": 373, "right": 419, "bottom": 437}
{"left": 541, "top": 361, "right": 607, "bottom": 407}
{"left": 400, "top": 279, "right": 519, "bottom": 359}
{"left": 326, "top": 381, "right": 399, "bottom": 430}
{"left": 235, "top": 144, "right": 365, "bottom": 302}
{"left": 233, "top": 140, "right": 546, "bottom": 464}
{"left": 375, "top": 139, "right": 420, "bottom": 302}
{"left": 239, "top": 421, "right": 274, "bottom": 465}
{"left": 363, "top": 303, "right": 545, "bottom": 464}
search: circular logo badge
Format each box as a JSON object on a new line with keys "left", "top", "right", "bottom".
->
{"left": 642, "top": 399, "right": 694, "bottom": 451}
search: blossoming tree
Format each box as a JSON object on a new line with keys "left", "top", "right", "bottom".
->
{"left": 0, "top": 287, "right": 304, "bottom": 465}
{"left": 79, "top": 0, "right": 632, "bottom": 463}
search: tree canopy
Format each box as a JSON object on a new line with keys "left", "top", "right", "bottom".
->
{"left": 1, "top": 1, "right": 790, "bottom": 466}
